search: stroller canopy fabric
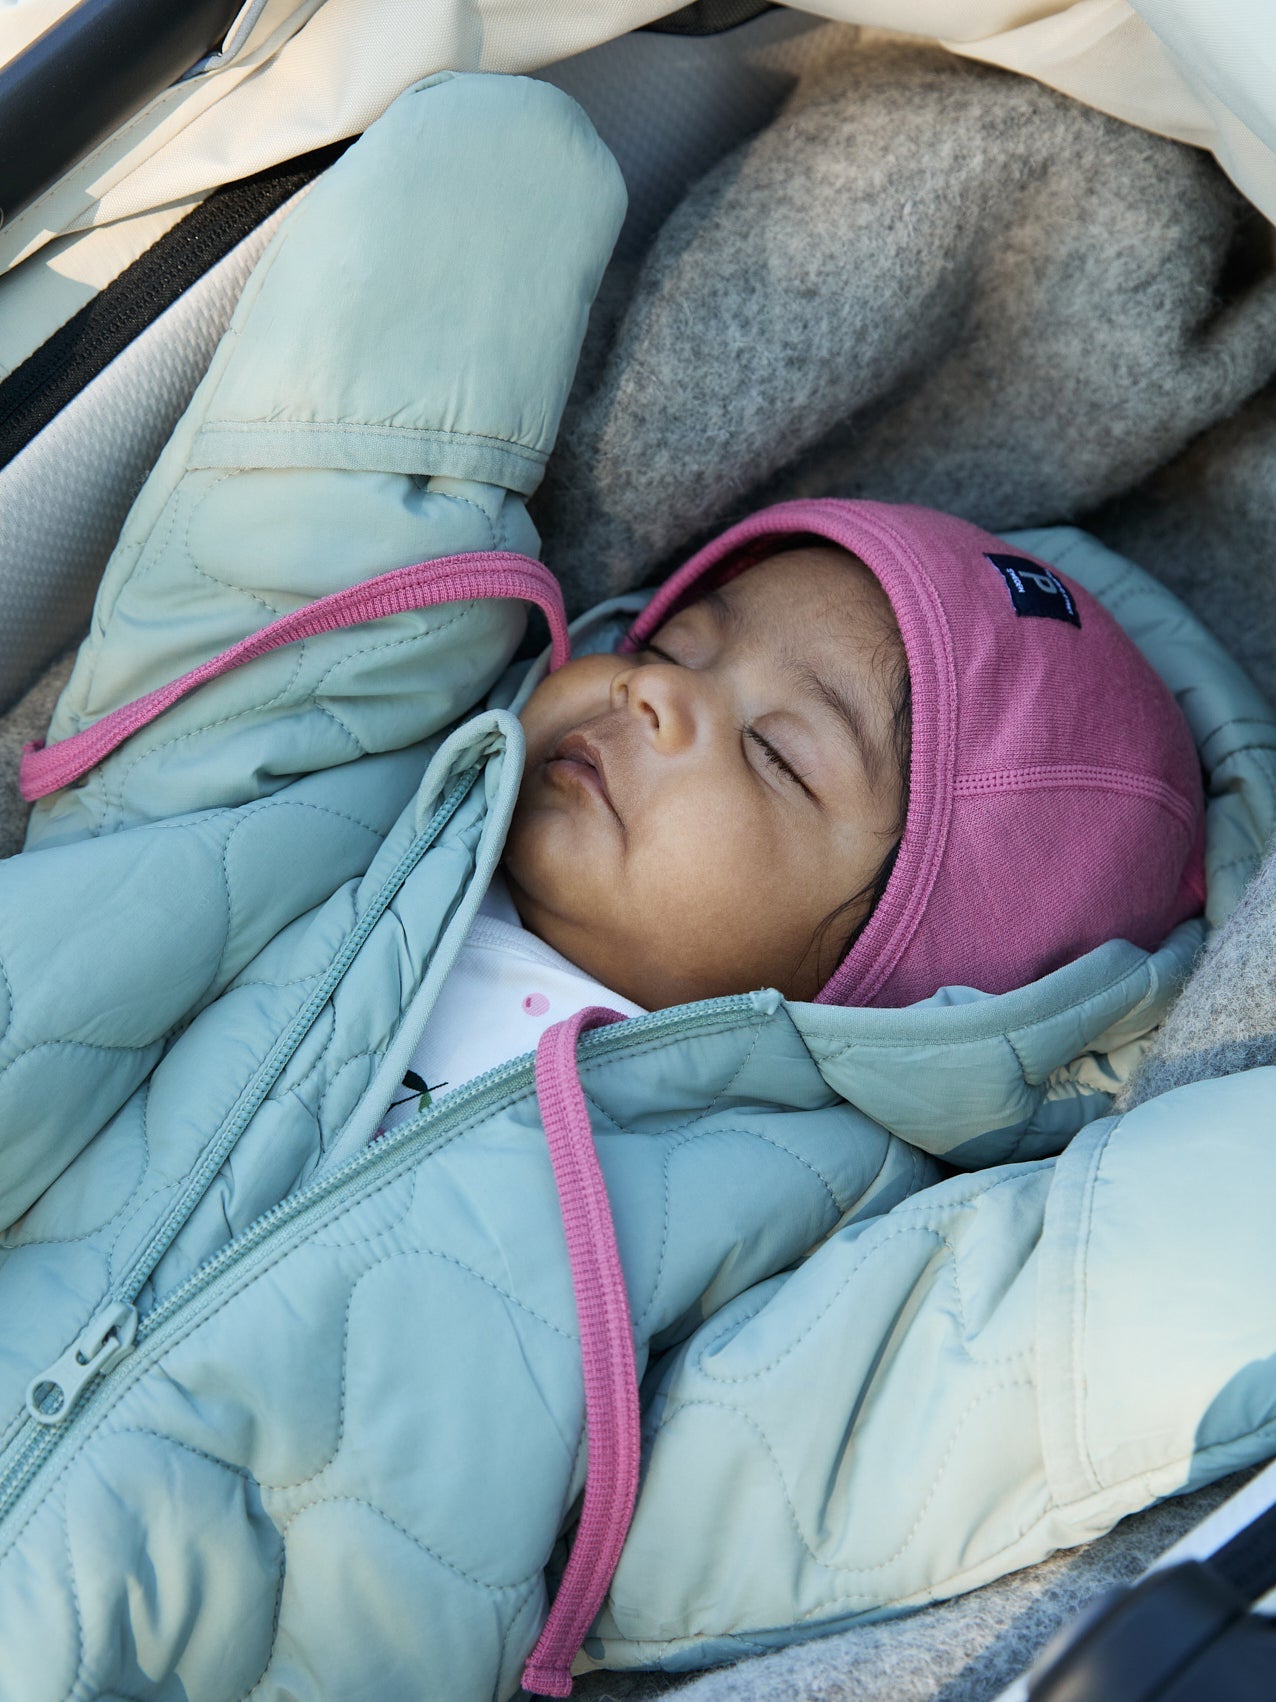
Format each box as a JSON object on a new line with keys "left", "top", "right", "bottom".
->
{"left": 0, "top": 0, "right": 1273, "bottom": 376}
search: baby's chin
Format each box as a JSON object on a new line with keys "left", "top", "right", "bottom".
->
{"left": 499, "top": 858, "right": 800, "bottom": 1009}
{"left": 495, "top": 852, "right": 649, "bottom": 1007}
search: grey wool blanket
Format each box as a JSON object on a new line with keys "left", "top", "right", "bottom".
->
{"left": 532, "top": 37, "right": 1276, "bottom": 672}
{"left": 2, "top": 33, "right": 1275, "bottom": 1702}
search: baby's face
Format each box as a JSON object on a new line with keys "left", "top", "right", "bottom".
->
{"left": 504, "top": 546, "right": 906, "bottom": 1008}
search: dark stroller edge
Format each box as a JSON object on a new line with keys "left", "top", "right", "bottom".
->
{"left": 1027, "top": 1494, "right": 1276, "bottom": 1702}
{"left": 644, "top": 0, "right": 776, "bottom": 34}
{"left": 0, "top": 0, "right": 243, "bottom": 228}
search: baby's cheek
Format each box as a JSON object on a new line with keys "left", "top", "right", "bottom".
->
{"left": 517, "top": 654, "right": 618, "bottom": 763}
{"left": 515, "top": 676, "right": 558, "bottom": 762}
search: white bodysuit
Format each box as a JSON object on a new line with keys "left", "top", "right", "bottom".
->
{"left": 379, "top": 876, "right": 645, "bottom": 1132}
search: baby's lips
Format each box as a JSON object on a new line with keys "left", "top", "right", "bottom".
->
{"left": 548, "top": 731, "right": 621, "bottom": 821}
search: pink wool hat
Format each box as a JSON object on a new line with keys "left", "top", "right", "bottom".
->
{"left": 625, "top": 499, "right": 1207, "bottom": 1008}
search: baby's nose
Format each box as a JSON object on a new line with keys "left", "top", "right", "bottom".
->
{"left": 614, "top": 661, "right": 700, "bottom": 752}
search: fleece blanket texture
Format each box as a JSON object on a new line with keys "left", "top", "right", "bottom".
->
{"left": 532, "top": 39, "right": 1276, "bottom": 693}
{"left": 2, "top": 36, "right": 1274, "bottom": 1701}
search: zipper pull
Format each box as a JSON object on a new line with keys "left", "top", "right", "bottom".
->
{"left": 26, "top": 1301, "right": 139, "bottom": 1426}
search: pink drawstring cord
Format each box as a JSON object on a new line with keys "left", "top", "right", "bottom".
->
{"left": 20, "top": 551, "right": 570, "bottom": 801}
{"left": 522, "top": 1007, "right": 640, "bottom": 1698}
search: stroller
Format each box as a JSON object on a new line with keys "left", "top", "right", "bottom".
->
{"left": 0, "top": 3, "right": 1274, "bottom": 1698}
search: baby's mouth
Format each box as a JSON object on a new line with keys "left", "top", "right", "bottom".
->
{"left": 547, "top": 731, "right": 621, "bottom": 822}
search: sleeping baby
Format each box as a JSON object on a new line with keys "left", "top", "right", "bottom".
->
{"left": 380, "top": 498, "right": 1204, "bottom": 1128}
{"left": 5, "top": 69, "right": 1268, "bottom": 1702}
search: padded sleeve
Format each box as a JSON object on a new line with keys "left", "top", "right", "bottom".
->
{"left": 594, "top": 1071, "right": 1276, "bottom": 1666}
{"left": 26, "top": 73, "right": 626, "bottom": 846}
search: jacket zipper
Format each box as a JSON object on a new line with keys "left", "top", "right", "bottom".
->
{"left": 1, "top": 769, "right": 480, "bottom": 1484}
{"left": 0, "top": 993, "right": 755, "bottom": 1532}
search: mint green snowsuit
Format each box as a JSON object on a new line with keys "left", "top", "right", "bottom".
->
{"left": 0, "top": 71, "right": 1273, "bottom": 1701}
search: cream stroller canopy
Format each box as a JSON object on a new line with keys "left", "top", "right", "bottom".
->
{"left": 1, "top": 0, "right": 1275, "bottom": 361}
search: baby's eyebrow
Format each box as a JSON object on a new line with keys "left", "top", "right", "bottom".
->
{"left": 700, "top": 587, "right": 746, "bottom": 636}
{"left": 793, "top": 663, "right": 886, "bottom": 789}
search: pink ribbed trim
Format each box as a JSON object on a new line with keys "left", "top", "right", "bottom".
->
{"left": 522, "top": 1006, "right": 639, "bottom": 1699}
{"left": 20, "top": 552, "right": 570, "bottom": 801}
{"left": 805, "top": 503, "right": 956, "bottom": 1006}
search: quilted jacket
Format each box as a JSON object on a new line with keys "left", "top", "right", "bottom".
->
{"left": 1, "top": 72, "right": 1274, "bottom": 1701}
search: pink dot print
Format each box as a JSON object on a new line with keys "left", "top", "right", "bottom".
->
{"left": 522, "top": 992, "right": 550, "bottom": 1017}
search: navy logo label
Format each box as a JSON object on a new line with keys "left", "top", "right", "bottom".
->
{"left": 985, "top": 554, "right": 1081, "bottom": 627}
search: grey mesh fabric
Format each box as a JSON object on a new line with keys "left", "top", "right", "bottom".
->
{"left": 0, "top": 201, "right": 295, "bottom": 711}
